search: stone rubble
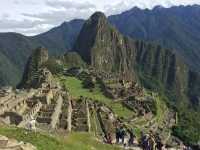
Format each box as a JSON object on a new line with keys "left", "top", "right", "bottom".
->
{"left": 0, "top": 135, "right": 36, "bottom": 150}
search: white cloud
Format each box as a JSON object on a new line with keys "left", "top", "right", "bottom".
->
{"left": 46, "top": 0, "right": 96, "bottom": 10}
{"left": 0, "top": 0, "right": 199, "bottom": 35}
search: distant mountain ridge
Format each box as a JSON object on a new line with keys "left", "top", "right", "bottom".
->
{"left": 109, "top": 5, "right": 200, "bottom": 71}
{"left": 0, "top": 20, "right": 84, "bottom": 86}
{"left": 0, "top": 5, "right": 200, "bottom": 86}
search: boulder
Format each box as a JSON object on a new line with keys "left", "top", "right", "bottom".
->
{"left": 0, "top": 135, "right": 8, "bottom": 147}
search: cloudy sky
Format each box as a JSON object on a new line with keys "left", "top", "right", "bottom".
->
{"left": 0, "top": 0, "right": 199, "bottom": 35}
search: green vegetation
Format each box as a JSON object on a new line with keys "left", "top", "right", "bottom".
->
{"left": 154, "top": 95, "right": 168, "bottom": 124}
{"left": 173, "top": 110, "right": 200, "bottom": 146}
{"left": 65, "top": 132, "right": 121, "bottom": 150}
{"left": 0, "top": 52, "right": 21, "bottom": 86}
{"left": 58, "top": 76, "right": 133, "bottom": 119}
{"left": 44, "top": 58, "right": 64, "bottom": 74}
{"left": 138, "top": 67, "right": 200, "bottom": 146}
{"left": 63, "top": 52, "right": 86, "bottom": 68}
{"left": 0, "top": 126, "right": 121, "bottom": 150}
{"left": 90, "top": 110, "right": 103, "bottom": 136}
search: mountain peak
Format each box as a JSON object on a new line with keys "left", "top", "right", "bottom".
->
{"left": 153, "top": 5, "right": 165, "bottom": 10}
{"left": 73, "top": 11, "right": 136, "bottom": 78}
{"left": 73, "top": 12, "right": 110, "bottom": 63}
{"left": 90, "top": 11, "right": 107, "bottom": 20}
{"left": 86, "top": 12, "right": 108, "bottom": 27}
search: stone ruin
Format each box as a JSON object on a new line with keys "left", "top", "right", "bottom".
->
{"left": 0, "top": 52, "right": 179, "bottom": 149}
{"left": 123, "top": 95, "right": 156, "bottom": 116}
{"left": 0, "top": 67, "right": 66, "bottom": 132}
{"left": 0, "top": 70, "right": 119, "bottom": 139}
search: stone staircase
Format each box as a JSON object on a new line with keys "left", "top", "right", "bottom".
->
{"left": 58, "top": 99, "right": 69, "bottom": 130}
{"left": 71, "top": 99, "right": 88, "bottom": 132}
{"left": 36, "top": 104, "right": 56, "bottom": 125}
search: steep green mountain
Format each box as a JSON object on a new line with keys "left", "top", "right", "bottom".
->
{"left": 73, "top": 12, "right": 136, "bottom": 79}
{"left": 0, "top": 20, "right": 84, "bottom": 86}
{"left": 73, "top": 12, "right": 200, "bottom": 145}
{"left": 109, "top": 5, "right": 200, "bottom": 71}
{"left": 0, "top": 52, "right": 20, "bottom": 85}
{"left": 0, "top": 33, "right": 38, "bottom": 86}
{"left": 32, "top": 19, "right": 84, "bottom": 55}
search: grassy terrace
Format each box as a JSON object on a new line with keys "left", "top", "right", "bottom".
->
{"left": 155, "top": 96, "right": 168, "bottom": 124}
{"left": 58, "top": 76, "right": 134, "bottom": 119}
{"left": 0, "top": 126, "right": 121, "bottom": 150}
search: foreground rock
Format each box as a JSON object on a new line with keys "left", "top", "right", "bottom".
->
{"left": 0, "top": 135, "right": 36, "bottom": 150}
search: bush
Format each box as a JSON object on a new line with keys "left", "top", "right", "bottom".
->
{"left": 43, "top": 59, "right": 63, "bottom": 74}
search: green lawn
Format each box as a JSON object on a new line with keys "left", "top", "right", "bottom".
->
{"left": 154, "top": 94, "right": 168, "bottom": 125}
{"left": 0, "top": 126, "right": 121, "bottom": 150}
{"left": 58, "top": 76, "right": 133, "bottom": 119}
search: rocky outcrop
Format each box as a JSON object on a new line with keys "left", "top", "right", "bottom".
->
{"left": 17, "top": 47, "right": 49, "bottom": 89}
{"left": 0, "top": 135, "right": 36, "bottom": 150}
{"left": 74, "top": 12, "right": 136, "bottom": 80}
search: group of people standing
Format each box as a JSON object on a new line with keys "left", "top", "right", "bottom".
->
{"left": 140, "top": 131, "right": 163, "bottom": 150}
{"left": 115, "top": 126, "right": 137, "bottom": 149}
{"left": 115, "top": 126, "right": 130, "bottom": 145}
{"left": 104, "top": 126, "right": 193, "bottom": 150}
{"left": 104, "top": 126, "right": 165, "bottom": 150}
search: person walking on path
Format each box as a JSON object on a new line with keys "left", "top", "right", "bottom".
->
{"left": 28, "top": 116, "right": 36, "bottom": 133}
{"left": 148, "top": 131, "right": 156, "bottom": 150}
{"left": 120, "top": 126, "right": 126, "bottom": 144}
{"left": 155, "top": 133, "right": 163, "bottom": 150}
{"left": 116, "top": 127, "right": 120, "bottom": 144}
{"left": 140, "top": 132, "right": 149, "bottom": 150}
{"left": 128, "top": 128, "right": 135, "bottom": 146}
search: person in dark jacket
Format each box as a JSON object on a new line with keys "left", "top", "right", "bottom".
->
{"left": 120, "top": 126, "right": 126, "bottom": 144}
{"left": 155, "top": 133, "right": 163, "bottom": 150}
{"left": 115, "top": 127, "right": 120, "bottom": 144}
{"left": 140, "top": 131, "right": 150, "bottom": 150}
{"left": 128, "top": 128, "right": 135, "bottom": 146}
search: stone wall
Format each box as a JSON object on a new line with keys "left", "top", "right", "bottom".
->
{"left": 67, "top": 99, "right": 72, "bottom": 132}
{"left": 50, "top": 95, "right": 63, "bottom": 129}
{"left": 0, "top": 89, "right": 37, "bottom": 116}
{"left": 18, "top": 102, "right": 42, "bottom": 127}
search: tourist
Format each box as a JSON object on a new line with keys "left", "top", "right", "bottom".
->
{"left": 128, "top": 128, "right": 135, "bottom": 146}
{"left": 140, "top": 131, "right": 145, "bottom": 149}
{"left": 120, "top": 126, "right": 126, "bottom": 144}
{"left": 148, "top": 131, "right": 156, "bottom": 150}
{"left": 29, "top": 116, "right": 36, "bottom": 133}
{"left": 107, "top": 133, "right": 113, "bottom": 144}
{"left": 155, "top": 133, "right": 163, "bottom": 150}
{"left": 140, "top": 132, "right": 148, "bottom": 150}
{"left": 115, "top": 127, "right": 120, "bottom": 144}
